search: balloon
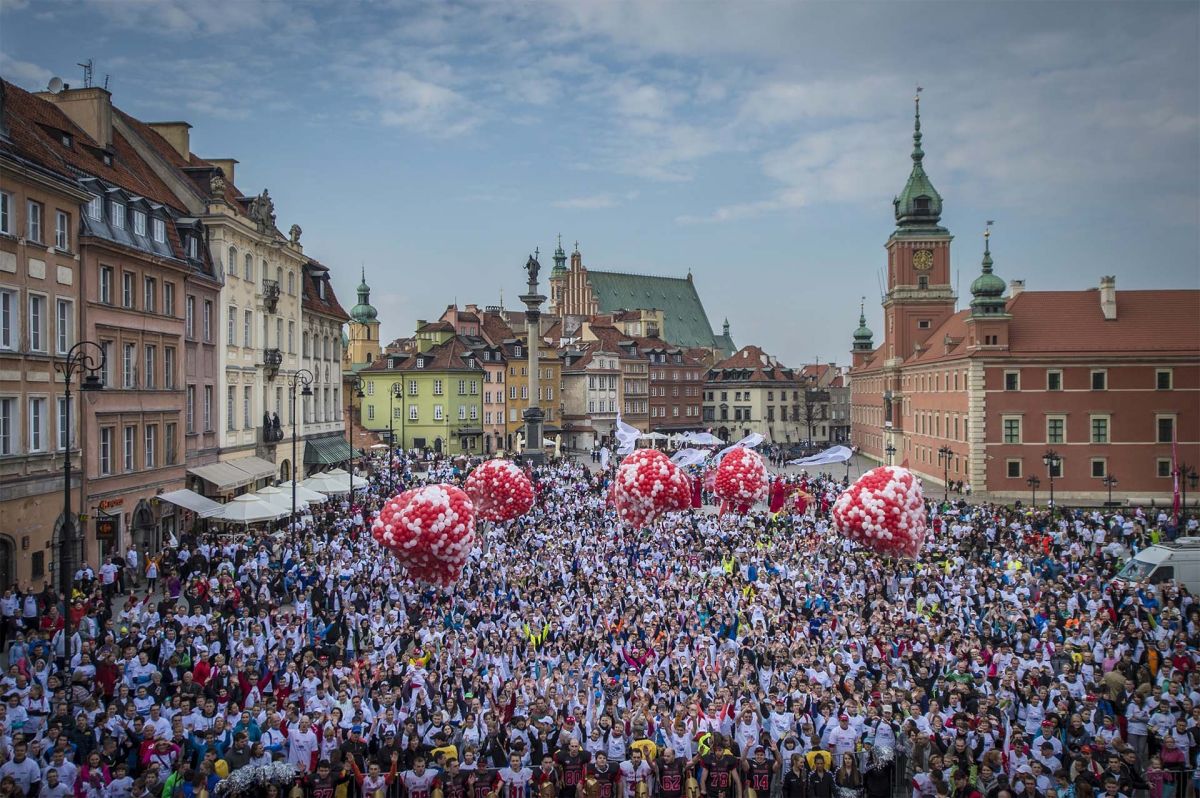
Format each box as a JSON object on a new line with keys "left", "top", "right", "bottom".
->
{"left": 713, "top": 447, "right": 769, "bottom": 514}
{"left": 832, "top": 466, "right": 927, "bottom": 558}
{"left": 465, "top": 459, "right": 535, "bottom": 522}
{"left": 611, "top": 450, "right": 692, "bottom": 529}
{"left": 370, "top": 484, "right": 477, "bottom": 585}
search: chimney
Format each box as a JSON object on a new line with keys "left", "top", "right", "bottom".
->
{"left": 1008, "top": 279, "right": 1025, "bottom": 299}
{"left": 1099, "top": 275, "right": 1117, "bottom": 320}
{"left": 36, "top": 86, "right": 113, "bottom": 150}
{"left": 146, "top": 121, "right": 192, "bottom": 160}
{"left": 207, "top": 158, "right": 238, "bottom": 185}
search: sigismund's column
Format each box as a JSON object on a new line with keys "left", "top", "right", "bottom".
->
{"left": 520, "top": 252, "right": 546, "bottom": 465}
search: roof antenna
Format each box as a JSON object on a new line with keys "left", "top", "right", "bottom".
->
{"left": 103, "top": 74, "right": 110, "bottom": 91}
{"left": 77, "top": 59, "right": 93, "bottom": 88}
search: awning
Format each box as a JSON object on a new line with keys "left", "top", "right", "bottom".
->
{"left": 188, "top": 456, "right": 278, "bottom": 492}
{"left": 304, "top": 434, "right": 356, "bottom": 466}
{"left": 158, "top": 489, "right": 224, "bottom": 518}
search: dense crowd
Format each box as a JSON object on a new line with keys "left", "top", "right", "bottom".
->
{"left": 0, "top": 451, "right": 1197, "bottom": 798}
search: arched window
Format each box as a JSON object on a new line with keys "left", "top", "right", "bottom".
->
{"left": 302, "top": 332, "right": 310, "bottom": 357}
{"left": 276, "top": 267, "right": 283, "bottom": 286}
{"left": 287, "top": 271, "right": 295, "bottom": 295}
{"left": 227, "top": 246, "right": 237, "bottom": 274}
{"left": 244, "top": 253, "right": 253, "bottom": 281}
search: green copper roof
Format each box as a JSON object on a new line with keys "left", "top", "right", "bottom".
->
{"left": 894, "top": 93, "right": 945, "bottom": 232}
{"left": 551, "top": 234, "right": 567, "bottom": 275}
{"left": 970, "top": 228, "right": 1008, "bottom": 314}
{"left": 350, "top": 266, "right": 378, "bottom": 324}
{"left": 853, "top": 302, "right": 874, "bottom": 349}
{"left": 586, "top": 270, "right": 726, "bottom": 350}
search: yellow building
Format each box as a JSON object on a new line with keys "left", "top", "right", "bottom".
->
{"left": 500, "top": 337, "right": 562, "bottom": 451}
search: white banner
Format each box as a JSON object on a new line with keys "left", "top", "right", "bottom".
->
{"left": 787, "top": 445, "right": 854, "bottom": 466}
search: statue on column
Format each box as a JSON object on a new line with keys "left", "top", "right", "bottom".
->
{"left": 524, "top": 253, "right": 540, "bottom": 289}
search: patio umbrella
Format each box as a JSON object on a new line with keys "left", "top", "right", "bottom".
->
{"left": 216, "top": 494, "right": 287, "bottom": 524}
{"left": 253, "top": 485, "right": 309, "bottom": 511}
{"left": 300, "top": 472, "right": 349, "bottom": 495}
{"left": 277, "top": 481, "right": 329, "bottom": 504}
{"left": 681, "top": 432, "right": 724, "bottom": 445}
{"left": 325, "top": 468, "right": 369, "bottom": 490}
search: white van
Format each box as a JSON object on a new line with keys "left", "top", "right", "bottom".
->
{"left": 1113, "top": 537, "right": 1200, "bottom": 594}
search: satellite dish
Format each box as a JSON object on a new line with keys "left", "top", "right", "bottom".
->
{"left": 47, "top": 77, "right": 65, "bottom": 94}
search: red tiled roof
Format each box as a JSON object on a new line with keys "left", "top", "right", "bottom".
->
{"left": 302, "top": 260, "right": 349, "bottom": 322}
{"left": 1007, "top": 289, "right": 1200, "bottom": 354}
{"left": 479, "top": 312, "right": 517, "bottom": 345}
{"left": 363, "top": 335, "right": 482, "bottom": 372}
{"left": 710, "top": 345, "right": 799, "bottom": 383}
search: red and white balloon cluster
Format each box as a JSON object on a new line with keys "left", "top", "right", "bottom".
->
{"left": 611, "top": 449, "right": 691, "bottom": 528}
{"left": 464, "top": 459, "right": 535, "bottom": 522}
{"left": 832, "top": 466, "right": 927, "bottom": 558}
{"left": 371, "top": 484, "right": 476, "bottom": 586}
{"left": 713, "top": 447, "right": 769, "bottom": 514}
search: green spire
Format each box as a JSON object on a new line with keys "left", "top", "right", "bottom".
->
{"left": 552, "top": 233, "right": 567, "bottom": 275}
{"left": 852, "top": 299, "right": 874, "bottom": 351}
{"left": 350, "top": 266, "right": 379, "bottom": 324}
{"left": 970, "top": 221, "right": 1007, "bottom": 315}
{"left": 893, "top": 88, "right": 945, "bottom": 231}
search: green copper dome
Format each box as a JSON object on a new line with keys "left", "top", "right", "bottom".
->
{"left": 894, "top": 93, "right": 945, "bottom": 231}
{"left": 970, "top": 229, "right": 1007, "bottom": 315}
{"left": 551, "top": 234, "right": 567, "bottom": 276}
{"left": 350, "top": 266, "right": 379, "bottom": 324}
{"left": 852, "top": 303, "right": 874, "bottom": 350}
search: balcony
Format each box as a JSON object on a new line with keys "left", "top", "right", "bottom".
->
{"left": 263, "top": 347, "right": 283, "bottom": 379}
{"left": 261, "top": 423, "right": 285, "bottom": 444}
{"left": 262, "top": 278, "right": 281, "bottom": 313}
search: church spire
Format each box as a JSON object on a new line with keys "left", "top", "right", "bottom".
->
{"left": 350, "top": 267, "right": 378, "bottom": 324}
{"left": 852, "top": 298, "right": 874, "bottom": 351}
{"left": 552, "top": 233, "right": 567, "bottom": 275}
{"left": 893, "top": 86, "right": 945, "bottom": 232}
{"left": 970, "top": 221, "right": 1007, "bottom": 316}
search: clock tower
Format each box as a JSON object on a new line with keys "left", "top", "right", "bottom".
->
{"left": 882, "top": 91, "right": 956, "bottom": 364}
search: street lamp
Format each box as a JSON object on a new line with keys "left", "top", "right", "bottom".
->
{"left": 1102, "top": 474, "right": 1118, "bottom": 505}
{"left": 287, "top": 369, "right": 314, "bottom": 533}
{"left": 55, "top": 340, "right": 105, "bottom": 706}
{"left": 389, "top": 381, "right": 404, "bottom": 490}
{"left": 350, "top": 376, "right": 365, "bottom": 498}
{"left": 885, "top": 443, "right": 896, "bottom": 466}
{"left": 1026, "top": 475, "right": 1040, "bottom": 507}
{"left": 1177, "top": 463, "right": 1198, "bottom": 512}
{"left": 937, "top": 445, "right": 953, "bottom": 502}
{"left": 1042, "top": 449, "right": 1061, "bottom": 509}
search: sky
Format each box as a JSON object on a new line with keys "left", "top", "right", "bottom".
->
{"left": 2, "top": 0, "right": 1198, "bottom": 366}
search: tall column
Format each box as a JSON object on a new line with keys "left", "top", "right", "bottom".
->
{"left": 520, "top": 253, "right": 546, "bottom": 465}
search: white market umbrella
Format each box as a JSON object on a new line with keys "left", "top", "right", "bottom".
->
{"left": 300, "top": 472, "right": 349, "bottom": 495}
{"left": 277, "top": 481, "right": 329, "bottom": 504}
{"left": 325, "top": 468, "right": 369, "bottom": 490}
{"left": 369, "top": 443, "right": 389, "bottom": 450}
{"left": 216, "top": 494, "right": 287, "bottom": 524}
{"left": 253, "top": 485, "right": 309, "bottom": 511}
{"left": 681, "top": 432, "right": 724, "bottom": 446}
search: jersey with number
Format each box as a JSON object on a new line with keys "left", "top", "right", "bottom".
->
{"left": 591, "top": 764, "right": 619, "bottom": 798}
{"left": 556, "top": 751, "right": 590, "bottom": 790}
{"left": 403, "top": 769, "right": 440, "bottom": 798}
{"left": 746, "top": 762, "right": 773, "bottom": 795}
{"left": 442, "top": 772, "right": 471, "bottom": 798}
{"left": 496, "top": 766, "right": 535, "bottom": 798}
{"left": 701, "top": 754, "right": 739, "bottom": 797}
{"left": 471, "top": 769, "right": 495, "bottom": 798}
{"left": 619, "top": 760, "right": 654, "bottom": 794}
{"left": 657, "top": 759, "right": 686, "bottom": 798}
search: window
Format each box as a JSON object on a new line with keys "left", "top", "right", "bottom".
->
{"left": 187, "top": 386, "right": 196, "bottom": 432}
{"left": 55, "top": 210, "right": 70, "bottom": 250}
{"left": 28, "top": 294, "right": 44, "bottom": 351}
{"left": 1046, "top": 370, "right": 1062, "bottom": 391}
{"left": 227, "top": 387, "right": 236, "bottom": 430}
{"left": 122, "top": 272, "right": 134, "bottom": 308}
{"left": 243, "top": 386, "right": 252, "bottom": 428}
{"left": 1047, "top": 417, "right": 1065, "bottom": 444}
{"left": 1002, "top": 416, "right": 1021, "bottom": 444}
{"left": 470, "top": 405, "right": 478, "bottom": 420}
{"left": 1157, "top": 369, "right": 1173, "bottom": 390}
{"left": 1091, "top": 458, "right": 1107, "bottom": 478}
{"left": 55, "top": 396, "right": 73, "bottom": 450}
{"left": 164, "top": 282, "right": 175, "bottom": 317}
{"left": 0, "top": 191, "right": 10, "bottom": 233}
{"left": 0, "top": 397, "right": 13, "bottom": 456}
{"left": 152, "top": 217, "right": 166, "bottom": 243}
{"left": 275, "top": 319, "right": 282, "bottom": 350}
{"left": 99, "top": 341, "right": 111, "bottom": 386}
{"left": 123, "top": 343, "right": 135, "bottom": 388}
{"left": 203, "top": 301, "right": 212, "bottom": 341}
{"left": 1090, "top": 370, "right": 1107, "bottom": 390}
{"left": 164, "top": 347, "right": 175, "bottom": 389}
{"left": 100, "top": 266, "right": 113, "bottom": 305}
{"left": 244, "top": 254, "right": 253, "bottom": 281}
{"left": 509, "top": 386, "right": 516, "bottom": 400}
{"left": 185, "top": 237, "right": 196, "bottom": 261}
{"left": 287, "top": 321, "right": 295, "bottom": 353}
{"left": 185, "top": 296, "right": 195, "bottom": 337}
{"left": 144, "top": 277, "right": 156, "bottom": 313}
{"left": 367, "top": 405, "right": 375, "bottom": 421}
{"left": 110, "top": 200, "right": 125, "bottom": 230}
{"left": 409, "top": 405, "right": 418, "bottom": 421}
{"left": 470, "top": 380, "right": 478, "bottom": 395}
{"left": 124, "top": 425, "right": 135, "bottom": 471}
{"left": 1090, "top": 415, "right": 1109, "bottom": 444}
{"left": 0, "top": 289, "right": 13, "bottom": 350}
{"left": 918, "top": 319, "right": 930, "bottom": 329}
{"left": 27, "top": 398, "right": 46, "bottom": 452}
{"left": 407, "top": 380, "right": 418, "bottom": 396}
{"left": 458, "top": 380, "right": 466, "bottom": 395}
{"left": 26, "top": 200, "right": 43, "bottom": 242}
{"left": 434, "top": 380, "right": 443, "bottom": 395}
{"left": 458, "top": 405, "right": 467, "bottom": 420}
{"left": 1157, "top": 416, "right": 1176, "bottom": 445}
{"left": 204, "top": 386, "right": 213, "bottom": 430}
{"left": 1048, "top": 458, "right": 1063, "bottom": 479}
{"left": 287, "top": 271, "right": 295, "bottom": 295}
{"left": 133, "top": 210, "right": 146, "bottom": 237}
{"left": 56, "top": 299, "right": 71, "bottom": 354}
{"left": 1159, "top": 458, "right": 1173, "bottom": 478}
{"left": 366, "top": 382, "right": 375, "bottom": 397}
{"left": 165, "top": 423, "right": 176, "bottom": 464}
{"left": 144, "top": 424, "right": 156, "bottom": 468}
{"left": 1004, "top": 371, "right": 1019, "bottom": 391}
{"left": 86, "top": 194, "right": 101, "bottom": 220}
{"left": 99, "top": 427, "right": 112, "bottom": 475}
{"left": 144, "top": 345, "right": 157, "bottom": 389}
{"left": 434, "top": 405, "right": 444, "bottom": 420}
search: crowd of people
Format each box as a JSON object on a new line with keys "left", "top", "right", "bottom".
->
{"left": 0, "top": 450, "right": 1196, "bottom": 798}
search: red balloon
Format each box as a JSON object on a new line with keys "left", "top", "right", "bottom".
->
{"left": 370, "top": 484, "right": 477, "bottom": 585}
{"left": 611, "top": 450, "right": 691, "bottom": 529}
{"left": 832, "top": 466, "right": 927, "bottom": 558}
{"left": 464, "top": 459, "right": 535, "bottom": 522}
{"left": 713, "top": 447, "right": 769, "bottom": 514}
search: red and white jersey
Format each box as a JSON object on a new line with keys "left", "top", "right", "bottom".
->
{"left": 402, "top": 769, "right": 439, "bottom": 798}
{"left": 495, "top": 766, "right": 534, "bottom": 798}
{"left": 618, "top": 760, "right": 654, "bottom": 793}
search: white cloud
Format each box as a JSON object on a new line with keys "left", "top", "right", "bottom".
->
{"left": 0, "top": 53, "right": 52, "bottom": 89}
{"left": 85, "top": 0, "right": 299, "bottom": 35}
{"left": 553, "top": 191, "right": 638, "bottom": 209}
{"left": 363, "top": 69, "right": 478, "bottom": 136}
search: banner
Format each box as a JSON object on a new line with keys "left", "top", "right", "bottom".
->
{"left": 787, "top": 445, "right": 854, "bottom": 466}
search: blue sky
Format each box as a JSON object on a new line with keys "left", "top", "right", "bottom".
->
{"left": 3, "top": 0, "right": 1197, "bottom": 365}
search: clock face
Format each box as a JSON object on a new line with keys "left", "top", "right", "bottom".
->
{"left": 913, "top": 249, "right": 934, "bottom": 271}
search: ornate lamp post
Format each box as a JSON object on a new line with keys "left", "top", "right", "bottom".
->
{"left": 1042, "top": 449, "right": 1061, "bottom": 509}
{"left": 55, "top": 340, "right": 105, "bottom": 705}
{"left": 1026, "top": 475, "right": 1040, "bottom": 507}
{"left": 1102, "top": 474, "right": 1118, "bottom": 505}
{"left": 937, "top": 445, "right": 953, "bottom": 502}
{"left": 1177, "top": 463, "right": 1198, "bottom": 512}
{"left": 885, "top": 444, "right": 896, "bottom": 466}
{"left": 389, "top": 381, "right": 404, "bottom": 489}
{"left": 349, "top": 376, "right": 365, "bottom": 497}
{"left": 287, "top": 369, "right": 314, "bottom": 532}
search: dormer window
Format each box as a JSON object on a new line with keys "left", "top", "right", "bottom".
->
{"left": 133, "top": 210, "right": 147, "bottom": 237}
{"left": 187, "top": 236, "right": 198, "bottom": 259}
{"left": 152, "top": 218, "right": 165, "bottom": 243}
{"left": 61, "top": 132, "right": 72, "bottom": 147}
{"left": 914, "top": 196, "right": 931, "bottom": 212}
{"left": 110, "top": 200, "right": 125, "bottom": 229}
{"left": 514, "top": 345, "right": 522, "bottom": 357}
{"left": 318, "top": 280, "right": 325, "bottom": 300}
{"left": 416, "top": 358, "right": 425, "bottom": 368}
{"left": 86, "top": 195, "right": 102, "bottom": 220}
{"left": 102, "top": 153, "right": 112, "bottom": 166}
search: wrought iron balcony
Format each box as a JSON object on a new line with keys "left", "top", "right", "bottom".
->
{"left": 263, "top": 347, "right": 283, "bottom": 378}
{"left": 261, "top": 423, "right": 285, "bottom": 443}
{"left": 262, "top": 278, "right": 280, "bottom": 312}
